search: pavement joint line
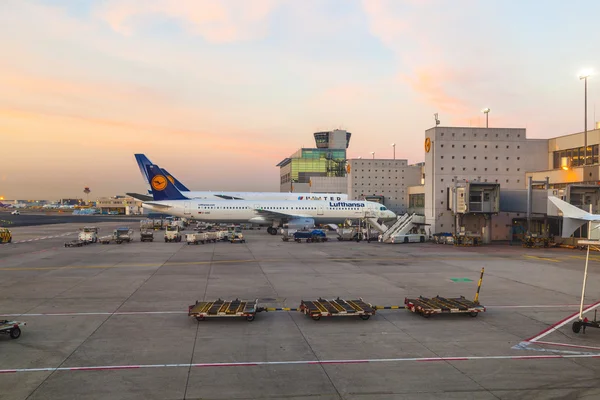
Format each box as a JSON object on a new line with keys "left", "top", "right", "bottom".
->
{"left": 3, "top": 304, "right": 594, "bottom": 317}
{"left": 4, "top": 354, "right": 600, "bottom": 374}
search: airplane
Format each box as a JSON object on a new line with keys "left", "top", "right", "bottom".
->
{"left": 0, "top": 202, "right": 10, "bottom": 208}
{"left": 548, "top": 196, "right": 600, "bottom": 237}
{"left": 131, "top": 154, "right": 349, "bottom": 202}
{"left": 142, "top": 164, "right": 396, "bottom": 235}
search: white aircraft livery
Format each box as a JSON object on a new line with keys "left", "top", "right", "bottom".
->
{"left": 548, "top": 196, "right": 600, "bottom": 238}
{"left": 134, "top": 154, "right": 348, "bottom": 201}
{"left": 143, "top": 164, "right": 395, "bottom": 235}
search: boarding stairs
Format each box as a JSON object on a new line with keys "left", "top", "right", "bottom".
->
{"left": 380, "top": 213, "right": 415, "bottom": 243}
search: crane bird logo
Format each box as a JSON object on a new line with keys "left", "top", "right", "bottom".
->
{"left": 151, "top": 175, "right": 168, "bottom": 191}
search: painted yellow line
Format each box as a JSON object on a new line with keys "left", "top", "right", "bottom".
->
{"left": 523, "top": 255, "right": 560, "bottom": 263}
{"left": 569, "top": 255, "right": 600, "bottom": 262}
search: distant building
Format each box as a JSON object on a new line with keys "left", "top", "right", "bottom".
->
{"left": 346, "top": 159, "right": 422, "bottom": 213}
{"left": 277, "top": 129, "right": 350, "bottom": 193}
{"left": 96, "top": 196, "right": 142, "bottom": 215}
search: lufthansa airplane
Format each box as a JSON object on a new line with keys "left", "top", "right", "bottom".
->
{"left": 132, "top": 154, "right": 348, "bottom": 202}
{"left": 548, "top": 196, "right": 600, "bottom": 237}
{"left": 143, "top": 164, "right": 395, "bottom": 235}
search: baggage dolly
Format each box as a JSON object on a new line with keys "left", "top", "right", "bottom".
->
{"left": 299, "top": 297, "right": 375, "bottom": 321}
{"left": 405, "top": 268, "right": 486, "bottom": 318}
{"left": 188, "top": 298, "right": 258, "bottom": 322}
{"left": 0, "top": 320, "right": 26, "bottom": 339}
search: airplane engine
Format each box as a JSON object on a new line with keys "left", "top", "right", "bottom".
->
{"left": 284, "top": 218, "right": 315, "bottom": 231}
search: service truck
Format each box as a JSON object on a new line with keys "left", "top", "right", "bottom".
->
{"left": 78, "top": 226, "right": 98, "bottom": 243}
{"left": 164, "top": 225, "right": 182, "bottom": 242}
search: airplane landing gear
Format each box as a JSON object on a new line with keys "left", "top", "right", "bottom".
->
{"left": 267, "top": 227, "right": 278, "bottom": 235}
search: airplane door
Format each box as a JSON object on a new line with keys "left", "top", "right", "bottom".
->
{"left": 317, "top": 205, "right": 324, "bottom": 215}
{"left": 184, "top": 201, "right": 191, "bottom": 215}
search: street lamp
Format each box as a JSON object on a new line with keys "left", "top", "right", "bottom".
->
{"left": 391, "top": 143, "right": 396, "bottom": 160}
{"left": 579, "top": 70, "right": 592, "bottom": 165}
{"left": 370, "top": 151, "right": 375, "bottom": 160}
{"left": 482, "top": 108, "right": 490, "bottom": 128}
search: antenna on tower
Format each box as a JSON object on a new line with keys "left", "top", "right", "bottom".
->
{"left": 434, "top": 113, "right": 440, "bottom": 126}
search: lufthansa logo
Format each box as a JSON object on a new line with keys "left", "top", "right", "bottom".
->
{"left": 167, "top": 175, "right": 175, "bottom": 185}
{"left": 424, "top": 137, "right": 431, "bottom": 153}
{"left": 151, "top": 175, "right": 168, "bottom": 191}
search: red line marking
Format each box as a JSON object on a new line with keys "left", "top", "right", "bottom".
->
{"left": 534, "top": 340, "right": 600, "bottom": 351}
{"left": 524, "top": 299, "right": 600, "bottom": 342}
{"left": 0, "top": 370, "right": 16, "bottom": 374}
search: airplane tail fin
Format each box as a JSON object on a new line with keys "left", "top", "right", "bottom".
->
{"left": 135, "top": 154, "right": 153, "bottom": 193}
{"left": 548, "top": 196, "right": 592, "bottom": 238}
{"left": 145, "top": 164, "right": 189, "bottom": 201}
{"left": 161, "top": 169, "right": 190, "bottom": 192}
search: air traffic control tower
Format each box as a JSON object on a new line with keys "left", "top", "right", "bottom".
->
{"left": 277, "top": 129, "right": 351, "bottom": 193}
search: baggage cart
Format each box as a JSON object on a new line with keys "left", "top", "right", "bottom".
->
{"left": 188, "top": 298, "right": 258, "bottom": 321}
{"left": 186, "top": 232, "right": 207, "bottom": 245}
{"left": 0, "top": 320, "right": 26, "bottom": 339}
{"left": 299, "top": 297, "right": 375, "bottom": 321}
{"left": 405, "top": 268, "right": 486, "bottom": 318}
{"left": 140, "top": 230, "right": 154, "bottom": 242}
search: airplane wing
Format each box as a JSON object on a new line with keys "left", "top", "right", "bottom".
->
{"left": 215, "top": 194, "right": 245, "bottom": 200}
{"left": 253, "top": 209, "right": 312, "bottom": 220}
{"left": 126, "top": 192, "right": 153, "bottom": 202}
{"left": 548, "top": 196, "right": 600, "bottom": 237}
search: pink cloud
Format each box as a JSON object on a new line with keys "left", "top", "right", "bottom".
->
{"left": 96, "top": 0, "right": 279, "bottom": 43}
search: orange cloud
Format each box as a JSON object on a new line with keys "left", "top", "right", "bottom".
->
{"left": 96, "top": 0, "right": 279, "bottom": 43}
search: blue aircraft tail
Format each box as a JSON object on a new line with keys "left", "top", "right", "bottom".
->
{"left": 135, "top": 154, "right": 191, "bottom": 193}
{"left": 145, "top": 164, "right": 189, "bottom": 201}
{"left": 161, "top": 169, "right": 190, "bottom": 192}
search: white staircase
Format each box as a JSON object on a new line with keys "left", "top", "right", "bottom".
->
{"left": 381, "top": 213, "right": 413, "bottom": 243}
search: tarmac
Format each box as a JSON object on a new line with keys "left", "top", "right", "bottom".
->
{"left": 2, "top": 221, "right": 600, "bottom": 399}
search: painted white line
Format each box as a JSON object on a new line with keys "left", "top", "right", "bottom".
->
{"left": 525, "top": 300, "right": 600, "bottom": 343}
{"left": 2, "top": 354, "right": 600, "bottom": 374}
{"left": 533, "top": 340, "right": 600, "bottom": 351}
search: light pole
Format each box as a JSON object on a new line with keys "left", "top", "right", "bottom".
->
{"left": 580, "top": 71, "right": 592, "bottom": 165}
{"left": 391, "top": 143, "right": 396, "bottom": 160}
{"left": 482, "top": 108, "right": 490, "bottom": 128}
{"left": 370, "top": 151, "right": 375, "bottom": 160}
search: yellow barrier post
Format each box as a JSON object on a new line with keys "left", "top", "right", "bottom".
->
{"left": 474, "top": 268, "right": 484, "bottom": 304}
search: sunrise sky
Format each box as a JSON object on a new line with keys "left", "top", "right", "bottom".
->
{"left": 1, "top": 0, "right": 599, "bottom": 199}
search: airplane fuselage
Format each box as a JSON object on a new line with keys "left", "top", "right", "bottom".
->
{"left": 143, "top": 199, "right": 395, "bottom": 225}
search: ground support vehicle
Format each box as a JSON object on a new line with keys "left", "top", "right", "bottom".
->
{"left": 405, "top": 268, "right": 486, "bottom": 318}
{"left": 522, "top": 235, "right": 551, "bottom": 248}
{"left": 281, "top": 229, "right": 296, "bottom": 241}
{"left": 164, "top": 226, "right": 182, "bottom": 242}
{"left": 337, "top": 228, "right": 362, "bottom": 241}
{"left": 0, "top": 228, "right": 12, "bottom": 244}
{"left": 140, "top": 230, "right": 154, "bottom": 242}
{"left": 186, "top": 232, "right": 207, "bottom": 245}
{"left": 299, "top": 298, "right": 375, "bottom": 321}
{"left": 99, "top": 235, "right": 113, "bottom": 244}
{"left": 433, "top": 233, "right": 454, "bottom": 245}
{"left": 454, "top": 234, "right": 481, "bottom": 246}
{"left": 405, "top": 296, "right": 485, "bottom": 318}
{"left": 0, "top": 320, "right": 26, "bottom": 339}
{"left": 216, "top": 230, "right": 228, "bottom": 241}
{"left": 230, "top": 231, "right": 246, "bottom": 243}
{"left": 140, "top": 219, "right": 154, "bottom": 230}
{"left": 390, "top": 233, "right": 426, "bottom": 244}
{"left": 293, "top": 230, "right": 328, "bottom": 243}
{"left": 188, "top": 299, "right": 258, "bottom": 321}
{"left": 78, "top": 226, "right": 98, "bottom": 243}
{"left": 114, "top": 227, "right": 134, "bottom": 244}
{"left": 573, "top": 309, "right": 600, "bottom": 333}
{"left": 204, "top": 232, "right": 219, "bottom": 243}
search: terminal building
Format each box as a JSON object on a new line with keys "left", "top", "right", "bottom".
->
{"left": 96, "top": 196, "right": 142, "bottom": 215}
{"left": 276, "top": 122, "right": 600, "bottom": 242}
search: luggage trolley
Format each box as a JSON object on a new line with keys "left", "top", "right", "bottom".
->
{"left": 299, "top": 297, "right": 376, "bottom": 321}
{"left": 188, "top": 298, "right": 258, "bottom": 322}
{"left": 405, "top": 268, "right": 486, "bottom": 318}
{"left": 0, "top": 320, "right": 26, "bottom": 339}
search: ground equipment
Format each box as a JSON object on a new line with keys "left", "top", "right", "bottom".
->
{"left": 299, "top": 297, "right": 375, "bottom": 321}
{"left": 64, "top": 239, "right": 87, "bottom": 247}
{"left": 164, "top": 225, "right": 182, "bottom": 242}
{"left": 78, "top": 226, "right": 98, "bottom": 243}
{"left": 186, "top": 232, "right": 207, "bottom": 245}
{"left": 405, "top": 268, "right": 486, "bottom": 318}
{"left": 293, "top": 230, "right": 328, "bottom": 243}
{"left": 522, "top": 234, "right": 551, "bottom": 248}
{"left": 100, "top": 227, "right": 134, "bottom": 244}
{"left": 0, "top": 228, "right": 12, "bottom": 244}
{"left": 140, "top": 230, "right": 154, "bottom": 242}
{"left": 188, "top": 299, "right": 258, "bottom": 321}
{"left": 0, "top": 320, "right": 26, "bottom": 339}
{"left": 229, "top": 231, "right": 246, "bottom": 243}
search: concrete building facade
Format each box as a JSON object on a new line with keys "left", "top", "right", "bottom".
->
{"left": 346, "top": 159, "right": 422, "bottom": 213}
{"left": 424, "top": 126, "right": 548, "bottom": 240}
